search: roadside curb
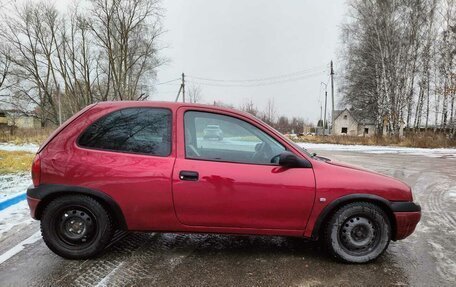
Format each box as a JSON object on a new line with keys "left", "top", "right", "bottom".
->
{"left": 0, "top": 193, "right": 26, "bottom": 211}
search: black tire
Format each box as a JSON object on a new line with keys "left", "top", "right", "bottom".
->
{"left": 323, "top": 202, "right": 391, "bottom": 263}
{"left": 40, "top": 194, "right": 113, "bottom": 259}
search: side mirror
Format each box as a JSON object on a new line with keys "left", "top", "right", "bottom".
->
{"left": 279, "top": 151, "right": 312, "bottom": 168}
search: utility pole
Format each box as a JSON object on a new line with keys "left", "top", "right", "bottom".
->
{"left": 324, "top": 89, "right": 328, "bottom": 135}
{"left": 174, "top": 72, "right": 186, "bottom": 102}
{"left": 182, "top": 72, "right": 186, "bottom": 103}
{"left": 330, "top": 60, "right": 335, "bottom": 134}
{"left": 320, "top": 104, "right": 322, "bottom": 123}
{"left": 321, "top": 82, "right": 328, "bottom": 136}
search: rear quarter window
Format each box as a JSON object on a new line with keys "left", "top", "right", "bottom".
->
{"left": 78, "top": 107, "right": 171, "bottom": 156}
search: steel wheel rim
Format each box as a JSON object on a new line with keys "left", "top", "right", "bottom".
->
{"left": 57, "top": 207, "right": 96, "bottom": 246}
{"left": 338, "top": 215, "right": 381, "bottom": 256}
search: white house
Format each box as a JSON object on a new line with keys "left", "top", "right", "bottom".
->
{"left": 333, "top": 108, "right": 376, "bottom": 136}
{"left": 0, "top": 110, "right": 41, "bottom": 129}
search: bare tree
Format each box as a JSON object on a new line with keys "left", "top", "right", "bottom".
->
{"left": 437, "top": 0, "right": 456, "bottom": 134}
{"left": 187, "top": 84, "right": 202, "bottom": 103}
{"left": 90, "top": 0, "right": 165, "bottom": 101}
{"left": 340, "top": 0, "right": 455, "bottom": 137}
{"left": 261, "top": 98, "right": 276, "bottom": 125}
{"left": 0, "top": 2, "right": 61, "bottom": 126}
{"left": 239, "top": 99, "right": 259, "bottom": 117}
{"left": 0, "top": 44, "right": 11, "bottom": 94}
{"left": 0, "top": 0, "right": 166, "bottom": 126}
{"left": 276, "top": 116, "right": 289, "bottom": 133}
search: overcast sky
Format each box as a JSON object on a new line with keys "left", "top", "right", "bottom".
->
{"left": 40, "top": 0, "right": 346, "bottom": 122}
{"left": 153, "top": 0, "right": 346, "bottom": 122}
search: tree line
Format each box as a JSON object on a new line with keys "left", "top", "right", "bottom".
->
{"left": 341, "top": 0, "right": 455, "bottom": 137}
{"left": 0, "top": 0, "right": 164, "bottom": 127}
{"left": 214, "top": 98, "right": 309, "bottom": 134}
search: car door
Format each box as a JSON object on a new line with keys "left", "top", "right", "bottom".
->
{"left": 70, "top": 107, "right": 176, "bottom": 230}
{"left": 172, "top": 108, "right": 316, "bottom": 230}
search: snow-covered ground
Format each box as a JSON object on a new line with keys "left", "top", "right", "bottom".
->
{"left": 0, "top": 143, "right": 39, "bottom": 153}
{"left": 298, "top": 142, "right": 456, "bottom": 158}
{"left": 0, "top": 173, "right": 31, "bottom": 199}
{"left": 0, "top": 144, "right": 37, "bottom": 240}
{"left": 0, "top": 200, "right": 34, "bottom": 239}
{"left": 0, "top": 173, "right": 33, "bottom": 241}
{"left": 0, "top": 141, "right": 454, "bottom": 158}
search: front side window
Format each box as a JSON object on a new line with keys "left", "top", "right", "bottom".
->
{"left": 78, "top": 108, "right": 171, "bottom": 156}
{"left": 184, "top": 111, "right": 285, "bottom": 164}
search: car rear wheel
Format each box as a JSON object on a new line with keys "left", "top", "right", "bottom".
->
{"left": 324, "top": 202, "right": 391, "bottom": 263}
{"left": 41, "top": 195, "right": 113, "bottom": 259}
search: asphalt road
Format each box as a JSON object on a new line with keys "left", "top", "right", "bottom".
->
{"left": 0, "top": 149, "right": 455, "bottom": 287}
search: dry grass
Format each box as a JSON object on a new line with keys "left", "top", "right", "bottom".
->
{"left": 0, "top": 127, "right": 454, "bottom": 149}
{"left": 297, "top": 132, "right": 456, "bottom": 148}
{"left": 0, "top": 150, "right": 35, "bottom": 174}
{"left": 0, "top": 128, "right": 53, "bottom": 145}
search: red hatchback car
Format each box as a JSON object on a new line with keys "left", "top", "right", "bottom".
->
{"left": 27, "top": 101, "right": 421, "bottom": 263}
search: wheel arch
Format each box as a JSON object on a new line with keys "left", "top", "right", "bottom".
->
{"left": 311, "top": 194, "right": 397, "bottom": 240}
{"left": 30, "top": 184, "right": 127, "bottom": 230}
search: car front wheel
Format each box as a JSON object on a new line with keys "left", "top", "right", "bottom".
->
{"left": 324, "top": 202, "right": 391, "bottom": 263}
{"left": 41, "top": 195, "right": 113, "bottom": 259}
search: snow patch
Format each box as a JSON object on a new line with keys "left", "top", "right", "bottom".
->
{"left": 0, "top": 201, "right": 33, "bottom": 238}
{"left": 0, "top": 143, "right": 39, "bottom": 153}
{"left": 0, "top": 174, "right": 33, "bottom": 239}
{"left": 298, "top": 142, "right": 456, "bottom": 158}
{"left": 95, "top": 262, "right": 126, "bottom": 287}
{"left": 428, "top": 241, "right": 456, "bottom": 282}
{"left": 0, "top": 173, "right": 32, "bottom": 199}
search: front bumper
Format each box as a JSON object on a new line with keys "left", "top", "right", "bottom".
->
{"left": 391, "top": 202, "right": 421, "bottom": 240}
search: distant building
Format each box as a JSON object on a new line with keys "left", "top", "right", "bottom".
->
{"left": 315, "top": 119, "right": 330, "bottom": 135}
{"left": 333, "top": 108, "right": 376, "bottom": 136}
{"left": 0, "top": 110, "right": 41, "bottom": 129}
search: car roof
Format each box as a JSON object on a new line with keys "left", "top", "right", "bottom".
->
{"left": 95, "top": 101, "right": 253, "bottom": 118}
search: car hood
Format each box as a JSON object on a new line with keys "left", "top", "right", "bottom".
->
{"left": 326, "top": 159, "right": 379, "bottom": 174}
{"left": 312, "top": 157, "right": 413, "bottom": 202}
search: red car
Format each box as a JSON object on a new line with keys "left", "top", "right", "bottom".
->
{"left": 27, "top": 101, "right": 421, "bottom": 263}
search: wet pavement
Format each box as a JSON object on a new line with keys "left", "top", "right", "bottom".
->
{"left": 0, "top": 150, "right": 455, "bottom": 286}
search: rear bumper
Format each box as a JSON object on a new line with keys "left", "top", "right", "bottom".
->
{"left": 391, "top": 202, "right": 421, "bottom": 240}
{"left": 26, "top": 194, "right": 41, "bottom": 219}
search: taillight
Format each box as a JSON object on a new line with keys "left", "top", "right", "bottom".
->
{"left": 31, "top": 154, "right": 41, "bottom": 187}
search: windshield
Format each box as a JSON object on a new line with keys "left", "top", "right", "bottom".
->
{"left": 283, "top": 136, "right": 314, "bottom": 157}
{"left": 250, "top": 115, "right": 313, "bottom": 158}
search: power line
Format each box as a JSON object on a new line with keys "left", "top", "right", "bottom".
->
{"left": 154, "top": 78, "right": 181, "bottom": 85}
{"left": 186, "top": 65, "right": 327, "bottom": 83}
{"left": 186, "top": 70, "right": 327, "bottom": 87}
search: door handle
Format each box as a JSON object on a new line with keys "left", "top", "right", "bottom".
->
{"left": 179, "top": 171, "right": 199, "bottom": 181}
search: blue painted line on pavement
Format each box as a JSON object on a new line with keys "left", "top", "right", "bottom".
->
{"left": 0, "top": 193, "right": 27, "bottom": 211}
